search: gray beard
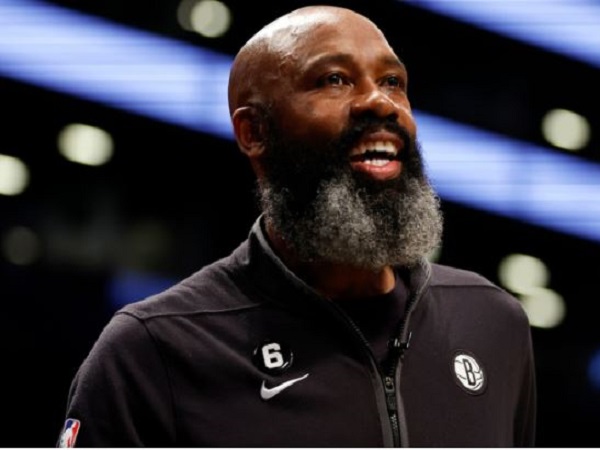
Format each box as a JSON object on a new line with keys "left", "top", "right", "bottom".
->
{"left": 259, "top": 166, "right": 443, "bottom": 269}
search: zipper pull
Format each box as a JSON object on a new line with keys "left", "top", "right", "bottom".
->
{"left": 389, "top": 331, "right": 412, "bottom": 358}
{"left": 384, "top": 376, "right": 401, "bottom": 446}
{"left": 384, "top": 376, "right": 397, "bottom": 411}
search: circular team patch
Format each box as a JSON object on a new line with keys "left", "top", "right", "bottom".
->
{"left": 452, "top": 350, "right": 487, "bottom": 395}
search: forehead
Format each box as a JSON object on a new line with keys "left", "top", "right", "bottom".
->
{"left": 272, "top": 11, "right": 399, "bottom": 67}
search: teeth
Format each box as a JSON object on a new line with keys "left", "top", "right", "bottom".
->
{"left": 351, "top": 140, "right": 398, "bottom": 156}
{"left": 365, "top": 159, "right": 390, "bottom": 166}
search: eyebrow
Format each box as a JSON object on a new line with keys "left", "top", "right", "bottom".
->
{"left": 305, "top": 53, "right": 407, "bottom": 72}
{"left": 380, "top": 55, "right": 407, "bottom": 71}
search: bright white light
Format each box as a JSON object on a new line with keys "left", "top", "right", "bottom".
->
{"left": 58, "top": 123, "right": 113, "bottom": 166}
{"left": 0, "top": 154, "right": 29, "bottom": 196}
{"left": 498, "top": 253, "right": 549, "bottom": 294}
{"left": 178, "top": 0, "right": 232, "bottom": 38}
{"left": 542, "top": 108, "right": 590, "bottom": 151}
{"left": 497, "top": 253, "right": 565, "bottom": 329}
{"left": 520, "top": 287, "right": 566, "bottom": 328}
{"left": 177, "top": 0, "right": 196, "bottom": 31}
{"left": 402, "top": 0, "right": 600, "bottom": 69}
{"left": 1, "top": 226, "right": 41, "bottom": 265}
{"left": 190, "top": 0, "right": 231, "bottom": 38}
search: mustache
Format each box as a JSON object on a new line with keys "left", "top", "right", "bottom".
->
{"left": 338, "top": 116, "right": 413, "bottom": 159}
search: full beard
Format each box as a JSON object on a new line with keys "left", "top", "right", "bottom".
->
{"left": 257, "top": 115, "right": 444, "bottom": 270}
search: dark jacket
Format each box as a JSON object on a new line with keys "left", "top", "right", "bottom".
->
{"left": 58, "top": 217, "right": 536, "bottom": 447}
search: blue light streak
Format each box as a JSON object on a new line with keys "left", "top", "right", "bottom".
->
{"left": 402, "top": 0, "right": 600, "bottom": 69}
{"left": 0, "top": 0, "right": 232, "bottom": 138}
{"left": 1, "top": 0, "right": 600, "bottom": 243}
{"left": 418, "top": 113, "right": 600, "bottom": 242}
{"left": 588, "top": 348, "right": 600, "bottom": 391}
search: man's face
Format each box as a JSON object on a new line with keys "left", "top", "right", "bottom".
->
{"left": 263, "top": 11, "right": 416, "bottom": 176}
{"left": 255, "top": 12, "right": 443, "bottom": 268}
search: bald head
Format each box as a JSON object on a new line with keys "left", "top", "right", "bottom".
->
{"left": 227, "top": 6, "right": 389, "bottom": 115}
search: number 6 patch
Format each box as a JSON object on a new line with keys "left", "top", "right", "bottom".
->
{"left": 252, "top": 341, "right": 293, "bottom": 374}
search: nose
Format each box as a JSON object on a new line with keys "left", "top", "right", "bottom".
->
{"left": 350, "top": 83, "right": 400, "bottom": 120}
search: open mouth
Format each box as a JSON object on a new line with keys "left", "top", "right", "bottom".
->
{"left": 349, "top": 136, "right": 403, "bottom": 180}
{"left": 349, "top": 141, "right": 400, "bottom": 165}
{"left": 349, "top": 134, "right": 402, "bottom": 158}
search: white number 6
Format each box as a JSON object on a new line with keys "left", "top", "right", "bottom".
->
{"left": 262, "top": 343, "right": 284, "bottom": 369}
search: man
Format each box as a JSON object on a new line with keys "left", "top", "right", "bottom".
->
{"left": 57, "top": 5, "right": 536, "bottom": 447}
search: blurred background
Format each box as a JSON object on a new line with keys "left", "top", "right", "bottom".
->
{"left": 1, "top": 0, "right": 599, "bottom": 446}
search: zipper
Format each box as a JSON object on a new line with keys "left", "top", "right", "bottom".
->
{"left": 322, "top": 301, "right": 400, "bottom": 446}
{"left": 381, "top": 262, "right": 432, "bottom": 447}
{"left": 324, "top": 300, "right": 412, "bottom": 447}
{"left": 382, "top": 333, "right": 412, "bottom": 447}
{"left": 296, "top": 262, "right": 431, "bottom": 447}
{"left": 384, "top": 375, "right": 400, "bottom": 447}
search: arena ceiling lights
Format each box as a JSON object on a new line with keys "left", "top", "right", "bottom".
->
{"left": 0, "top": 0, "right": 233, "bottom": 139}
{"left": 1, "top": 0, "right": 600, "bottom": 243}
{"left": 402, "top": 0, "right": 600, "bottom": 69}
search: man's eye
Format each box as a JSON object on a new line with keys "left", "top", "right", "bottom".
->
{"left": 384, "top": 76, "right": 402, "bottom": 88}
{"left": 324, "top": 73, "right": 344, "bottom": 85}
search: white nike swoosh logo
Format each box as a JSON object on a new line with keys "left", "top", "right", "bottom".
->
{"left": 260, "top": 373, "right": 309, "bottom": 400}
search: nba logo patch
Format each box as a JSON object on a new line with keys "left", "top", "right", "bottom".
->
{"left": 58, "top": 419, "right": 80, "bottom": 448}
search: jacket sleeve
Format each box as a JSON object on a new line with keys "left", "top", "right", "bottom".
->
{"left": 513, "top": 317, "right": 537, "bottom": 447}
{"left": 56, "top": 313, "right": 175, "bottom": 447}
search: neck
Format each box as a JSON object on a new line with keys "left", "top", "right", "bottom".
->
{"left": 266, "top": 223, "right": 396, "bottom": 300}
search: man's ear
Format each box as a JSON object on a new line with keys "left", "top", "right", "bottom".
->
{"left": 232, "top": 106, "right": 266, "bottom": 158}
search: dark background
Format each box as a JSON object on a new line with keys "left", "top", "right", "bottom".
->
{"left": 1, "top": 0, "right": 599, "bottom": 446}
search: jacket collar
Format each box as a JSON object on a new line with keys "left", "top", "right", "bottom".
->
{"left": 233, "top": 215, "right": 432, "bottom": 312}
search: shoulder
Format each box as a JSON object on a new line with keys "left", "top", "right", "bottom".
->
{"left": 427, "top": 262, "right": 528, "bottom": 323}
{"left": 118, "top": 250, "right": 262, "bottom": 322}
{"left": 71, "top": 312, "right": 164, "bottom": 387}
{"left": 429, "top": 263, "right": 498, "bottom": 288}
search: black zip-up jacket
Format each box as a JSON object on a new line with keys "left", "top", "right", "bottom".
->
{"left": 58, "top": 217, "right": 536, "bottom": 447}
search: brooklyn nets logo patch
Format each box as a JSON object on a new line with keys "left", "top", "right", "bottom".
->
{"left": 452, "top": 351, "right": 487, "bottom": 395}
